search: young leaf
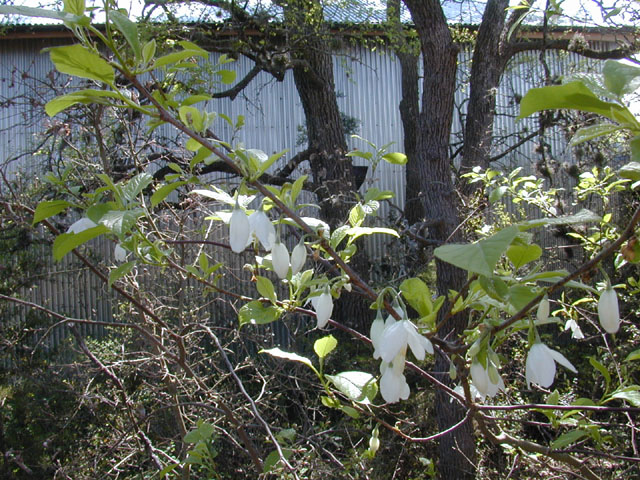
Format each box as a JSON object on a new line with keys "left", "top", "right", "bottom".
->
{"left": 381, "top": 152, "right": 407, "bottom": 165}
{"left": 400, "top": 277, "right": 433, "bottom": 317}
{"left": 238, "top": 301, "right": 281, "bottom": 327}
{"left": 550, "top": 430, "right": 588, "bottom": 450}
{"left": 99, "top": 209, "right": 144, "bottom": 236}
{"left": 53, "top": 225, "right": 109, "bottom": 261}
{"left": 603, "top": 59, "right": 640, "bottom": 97}
{"left": 32, "top": 200, "right": 72, "bottom": 225}
{"left": 314, "top": 335, "right": 337, "bottom": 359}
{"left": 151, "top": 181, "right": 188, "bottom": 207}
{"left": 45, "top": 90, "right": 125, "bottom": 117}
{"left": 108, "top": 260, "right": 135, "bottom": 287}
{"left": 434, "top": 226, "right": 519, "bottom": 277}
{"left": 260, "top": 347, "right": 313, "bottom": 369}
{"left": 110, "top": 10, "right": 142, "bottom": 60}
{"left": 256, "top": 276, "right": 277, "bottom": 303}
{"left": 49, "top": 44, "right": 115, "bottom": 85}
{"left": 326, "top": 371, "right": 378, "bottom": 404}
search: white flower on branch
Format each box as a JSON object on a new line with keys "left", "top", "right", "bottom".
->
{"left": 67, "top": 217, "right": 97, "bottom": 234}
{"left": 598, "top": 287, "right": 620, "bottom": 334}
{"left": 248, "top": 209, "right": 276, "bottom": 251}
{"left": 271, "top": 241, "right": 290, "bottom": 279}
{"left": 378, "top": 319, "right": 433, "bottom": 364}
{"left": 525, "top": 342, "right": 577, "bottom": 388}
{"left": 229, "top": 204, "right": 250, "bottom": 253}
{"left": 380, "top": 353, "right": 410, "bottom": 403}
{"left": 470, "top": 361, "right": 504, "bottom": 399}
{"left": 311, "top": 291, "right": 333, "bottom": 329}
{"left": 114, "top": 244, "right": 128, "bottom": 263}
{"left": 290, "top": 241, "right": 307, "bottom": 275}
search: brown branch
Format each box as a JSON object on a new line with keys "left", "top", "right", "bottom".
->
{"left": 509, "top": 38, "right": 639, "bottom": 59}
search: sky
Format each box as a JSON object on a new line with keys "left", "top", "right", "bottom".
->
{"left": 0, "top": 0, "right": 635, "bottom": 27}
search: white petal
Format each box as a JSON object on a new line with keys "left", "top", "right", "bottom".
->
{"left": 313, "top": 292, "right": 333, "bottom": 329}
{"left": 114, "top": 244, "right": 127, "bottom": 263}
{"left": 290, "top": 242, "right": 307, "bottom": 275}
{"left": 486, "top": 375, "right": 504, "bottom": 398}
{"left": 404, "top": 321, "right": 430, "bottom": 361}
{"left": 598, "top": 288, "right": 620, "bottom": 334}
{"left": 547, "top": 347, "right": 578, "bottom": 374}
{"left": 526, "top": 343, "right": 556, "bottom": 388}
{"left": 249, "top": 210, "right": 276, "bottom": 251}
{"left": 536, "top": 296, "right": 550, "bottom": 322}
{"left": 370, "top": 316, "right": 385, "bottom": 359}
{"left": 67, "top": 217, "right": 97, "bottom": 234}
{"left": 271, "top": 242, "right": 290, "bottom": 279}
{"left": 470, "top": 362, "right": 489, "bottom": 396}
{"left": 229, "top": 207, "right": 250, "bottom": 253}
{"left": 378, "top": 321, "right": 408, "bottom": 363}
{"left": 380, "top": 361, "right": 409, "bottom": 403}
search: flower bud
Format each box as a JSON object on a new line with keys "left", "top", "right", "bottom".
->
{"left": 368, "top": 435, "right": 380, "bottom": 455}
{"left": 271, "top": 241, "right": 290, "bottom": 279}
{"left": 290, "top": 241, "right": 307, "bottom": 275}
{"left": 229, "top": 205, "right": 250, "bottom": 253}
{"left": 312, "top": 291, "right": 333, "bottom": 329}
{"left": 114, "top": 244, "right": 128, "bottom": 263}
{"left": 598, "top": 287, "right": 620, "bottom": 334}
{"left": 536, "top": 295, "right": 549, "bottom": 323}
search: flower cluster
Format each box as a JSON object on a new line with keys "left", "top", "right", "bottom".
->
{"left": 370, "top": 304, "right": 433, "bottom": 403}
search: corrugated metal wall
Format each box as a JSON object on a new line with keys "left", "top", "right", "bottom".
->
{"left": 0, "top": 33, "right": 614, "bottom": 357}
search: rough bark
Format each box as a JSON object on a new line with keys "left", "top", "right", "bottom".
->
{"left": 402, "top": 0, "right": 476, "bottom": 478}
{"left": 459, "top": 0, "right": 510, "bottom": 188}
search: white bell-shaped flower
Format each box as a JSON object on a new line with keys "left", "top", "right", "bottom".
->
{"left": 229, "top": 205, "right": 250, "bottom": 253}
{"left": 525, "top": 342, "right": 577, "bottom": 388}
{"left": 271, "top": 241, "right": 290, "bottom": 279}
{"left": 370, "top": 310, "right": 385, "bottom": 359}
{"left": 248, "top": 209, "right": 276, "bottom": 251}
{"left": 67, "top": 217, "right": 97, "bottom": 234}
{"left": 290, "top": 241, "right": 307, "bottom": 275}
{"left": 311, "top": 291, "right": 333, "bottom": 328}
{"left": 380, "top": 353, "right": 410, "bottom": 403}
{"left": 470, "top": 361, "right": 504, "bottom": 399}
{"left": 378, "top": 319, "right": 433, "bottom": 363}
{"left": 536, "top": 295, "right": 550, "bottom": 323}
{"left": 598, "top": 287, "right": 620, "bottom": 334}
{"left": 114, "top": 244, "right": 128, "bottom": 263}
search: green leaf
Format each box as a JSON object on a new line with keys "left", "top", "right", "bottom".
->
{"left": 0, "top": 5, "right": 88, "bottom": 24}
{"left": 256, "top": 276, "right": 277, "bottom": 303}
{"left": 314, "top": 335, "right": 337, "bottom": 359}
{"left": 32, "top": 200, "right": 72, "bottom": 225}
{"left": 519, "top": 209, "right": 601, "bottom": 230}
{"left": 49, "top": 44, "right": 115, "bottom": 84}
{"left": 151, "top": 181, "right": 188, "bottom": 207}
{"left": 154, "top": 47, "right": 207, "bottom": 69}
{"left": 99, "top": 209, "right": 144, "bottom": 236}
{"left": 121, "top": 173, "right": 153, "bottom": 203}
{"left": 608, "top": 386, "right": 640, "bottom": 407}
{"left": 348, "top": 203, "right": 366, "bottom": 227}
{"left": 141, "top": 39, "right": 156, "bottom": 65}
{"left": 238, "top": 301, "right": 281, "bottom": 327}
{"left": 506, "top": 285, "right": 538, "bottom": 311}
{"left": 63, "top": 0, "right": 84, "bottom": 16}
{"left": 108, "top": 261, "right": 135, "bottom": 287}
{"left": 603, "top": 59, "right": 640, "bottom": 97}
{"left": 45, "top": 89, "right": 124, "bottom": 116}
{"left": 489, "top": 185, "right": 508, "bottom": 204}
{"left": 262, "top": 448, "right": 293, "bottom": 474}
{"left": 381, "top": 152, "right": 407, "bottom": 165}
{"left": 260, "top": 347, "right": 313, "bottom": 369}
{"left": 53, "top": 225, "right": 109, "bottom": 261}
{"left": 216, "top": 69, "right": 236, "bottom": 84}
{"left": 625, "top": 348, "right": 640, "bottom": 362}
{"left": 326, "top": 371, "right": 378, "bottom": 404}
{"left": 110, "top": 10, "right": 141, "bottom": 60}
{"left": 400, "top": 277, "right": 433, "bottom": 317}
{"left": 619, "top": 161, "right": 640, "bottom": 182}
{"left": 507, "top": 243, "right": 542, "bottom": 269}
{"left": 518, "top": 81, "right": 628, "bottom": 123}
{"left": 345, "top": 226, "right": 399, "bottom": 244}
{"left": 570, "top": 123, "right": 623, "bottom": 146}
{"left": 434, "top": 226, "right": 519, "bottom": 277}
{"left": 550, "top": 430, "right": 588, "bottom": 450}
{"left": 589, "top": 356, "right": 611, "bottom": 392}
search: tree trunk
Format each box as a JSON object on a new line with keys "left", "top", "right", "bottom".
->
{"left": 459, "top": 0, "right": 510, "bottom": 192}
{"left": 402, "top": 0, "right": 476, "bottom": 477}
